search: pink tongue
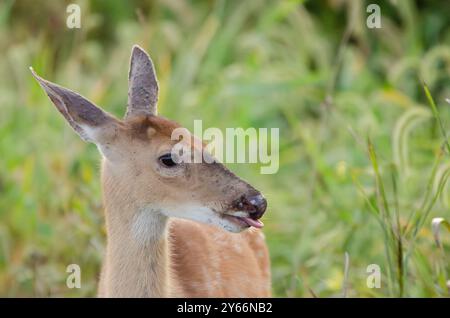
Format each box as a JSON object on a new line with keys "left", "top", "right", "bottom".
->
{"left": 242, "top": 217, "right": 264, "bottom": 229}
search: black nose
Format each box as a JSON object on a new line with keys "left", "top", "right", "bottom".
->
{"left": 235, "top": 194, "right": 267, "bottom": 219}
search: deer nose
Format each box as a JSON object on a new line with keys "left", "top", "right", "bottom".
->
{"left": 235, "top": 194, "right": 267, "bottom": 219}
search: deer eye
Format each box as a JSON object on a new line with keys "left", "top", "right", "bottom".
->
{"left": 158, "top": 153, "right": 177, "bottom": 168}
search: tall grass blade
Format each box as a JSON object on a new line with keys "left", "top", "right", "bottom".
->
{"left": 431, "top": 217, "right": 450, "bottom": 248}
{"left": 423, "top": 83, "right": 450, "bottom": 154}
{"left": 342, "top": 252, "right": 350, "bottom": 298}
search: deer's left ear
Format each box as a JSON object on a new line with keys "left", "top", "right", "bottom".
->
{"left": 30, "top": 67, "right": 120, "bottom": 146}
{"left": 125, "top": 45, "right": 159, "bottom": 118}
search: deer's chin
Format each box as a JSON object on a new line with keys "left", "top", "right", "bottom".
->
{"left": 216, "top": 215, "right": 249, "bottom": 233}
{"left": 161, "top": 205, "right": 250, "bottom": 233}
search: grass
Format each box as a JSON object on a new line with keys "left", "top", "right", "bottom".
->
{"left": 0, "top": 0, "right": 449, "bottom": 297}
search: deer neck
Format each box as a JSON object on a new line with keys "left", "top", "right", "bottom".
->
{"left": 100, "top": 164, "right": 171, "bottom": 297}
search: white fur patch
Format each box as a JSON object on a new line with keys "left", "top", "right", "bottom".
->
{"left": 78, "top": 124, "right": 100, "bottom": 143}
{"left": 131, "top": 207, "right": 167, "bottom": 244}
{"left": 161, "top": 205, "right": 244, "bottom": 233}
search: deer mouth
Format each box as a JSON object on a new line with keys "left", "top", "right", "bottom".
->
{"left": 223, "top": 214, "right": 264, "bottom": 229}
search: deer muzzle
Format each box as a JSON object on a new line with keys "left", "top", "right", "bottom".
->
{"left": 233, "top": 194, "right": 267, "bottom": 220}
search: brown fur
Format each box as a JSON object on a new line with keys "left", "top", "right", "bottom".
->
{"left": 127, "top": 115, "right": 181, "bottom": 140}
{"left": 31, "top": 45, "right": 271, "bottom": 298}
{"left": 169, "top": 220, "right": 271, "bottom": 297}
{"left": 97, "top": 117, "right": 271, "bottom": 297}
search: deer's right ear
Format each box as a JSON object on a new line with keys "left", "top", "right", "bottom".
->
{"left": 30, "top": 67, "right": 120, "bottom": 146}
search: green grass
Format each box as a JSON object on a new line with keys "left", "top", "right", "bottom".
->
{"left": 0, "top": 0, "right": 450, "bottom": 297}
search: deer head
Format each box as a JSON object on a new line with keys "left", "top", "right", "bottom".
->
{"left": 30, "top": 45, "right": 267, "bottom": 233}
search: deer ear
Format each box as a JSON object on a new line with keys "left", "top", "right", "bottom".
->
{"left": 125, "top": 45, "right": 159, "bottom": 118}
{"left": 30, "top": 67, "right": 119, "bottom": 145}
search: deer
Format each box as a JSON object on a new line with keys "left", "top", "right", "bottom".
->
{"left": 30, "top": 45, "right": 271, "bottom": 297}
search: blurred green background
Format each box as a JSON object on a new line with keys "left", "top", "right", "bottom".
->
{"left": 0, "top": 0, "right": 450, "bottom": 297}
